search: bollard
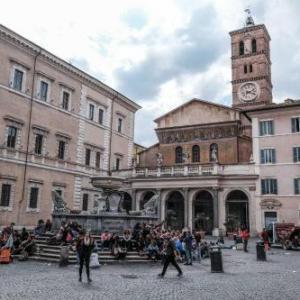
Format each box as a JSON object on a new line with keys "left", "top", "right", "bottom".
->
{"left": 256, "top": 241, "right": 266, "bottom": 261}
{"left": 59, "top": 246, "right": 69, "bottom": 267}
{"left": 209, "top": 246, "right": 223, "bottom": 273}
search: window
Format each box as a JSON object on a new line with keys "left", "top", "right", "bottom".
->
{"left": 85, "top": 148, "right": 91, "bottom": 166}
{"left": 116, "top": 157, "right": 120, "bottom": 170}
{"left": 260, "top": 149, "right": 276, "bottom": 164}
{"left": 175, "top": 146, "right": 183, "bottom": 164}
{"left": 293, "top": 147, "right": 300, "bottom": 162}
{"left": 58, "top": 140, "right": 65, "bottom": 160}
{"left": 239, "top": 41, "right": 244, "bottom": 55}
{"left": 62, "top": 91, "right": 70, "bottom": 110}
{"left": 294, "top": 178, "right": 300, "bottom": 194}
{"left": 261, "top": 179, "right": 278, "bottom": 195}
{"left": 291, "top": 117, "right": 300, "bottom": 133}
{"left": 39, "top": 81, "right": 48, "bottom": 101}
{"left": 117, "top": 118, "right": 123, "bottom": 133}
{"left": 0, "top": 184, "right": 11, "bottom": 207}
{"left": 192, "top": 145, "right": 200, "bottom": 162}
{"left": 89, "top": 104, "right": 95, "bottom": 120}
{"left": 29, "top": 187, "right": 39, "bottom": 209}
{"left": 259, "top": 120, "right": 274, "bottom": 136}
{"left": 244, "top": 65, "right": 247, "bottom": 74}
{"left": 95, "top": 152, "right": 101, "bottom": 169}
{"left": 7, "top": 126, "right": 17, "bottom": 148}
{"left": 98, "top": 108, "right": 104, "bottom": 125}
{"left": 13, "top": 69, "right": 23, "bottom": 91}
{"left": 82, "top": 193, "right": 89, "bottom": 211}
{"left": 249, "top": 64, "right": 253, "bottom": 72}
{"left": 34, "top": 134, "right": 43, "bottom": 155}
{"left": 252, "top": 39, "right": 257, "bottom": 53}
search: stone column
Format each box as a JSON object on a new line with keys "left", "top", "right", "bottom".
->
{"left": 156, "top": 189, "right": 162, "bottom": 220}
{"left": 183, "top": 188, "right": 189, "bottom": 228}
{"left": 131, "top": 189, "right": 137, "bottom": 211}
{"left": 212, "top": 188, "right": 219, "bottom": 229}
{"left": 160, "top": 190, "right": 165, "bottom": 224}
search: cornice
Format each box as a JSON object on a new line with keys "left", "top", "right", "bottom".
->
{"left": 0, "top": 24, "right": 141, "bottom": 112}
{"left": 229, "top": 24, "right": 271, "bottom": 41}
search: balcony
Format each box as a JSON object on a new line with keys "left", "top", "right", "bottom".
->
{"left": 113, "top": 163, "right": 256, "bottom": 179}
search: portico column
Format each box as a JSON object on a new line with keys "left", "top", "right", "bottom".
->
{"left": 212, "top": 188, "right": 219, "bottom": 229}
{"left": 156, "top": 189, "right": 162, "bottom": 220}
{"left": 131, "top": 189, "right": 137, "bottom": 211}
{"left": 160, "top": 190, "right": 165, "bottom": 223}
{"left": 183, "top": 188, "right": 189, "bottom": 228}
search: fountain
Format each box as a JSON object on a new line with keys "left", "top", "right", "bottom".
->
{"left": 51, "top": 176, "right": 159, "bottom": 233}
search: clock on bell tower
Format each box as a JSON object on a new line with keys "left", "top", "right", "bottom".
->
{"left": 230, "top": 10, "right": 273, "bottom": 108}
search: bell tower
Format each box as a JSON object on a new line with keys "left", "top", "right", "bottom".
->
{"left": 230, "top": 10, "right": 272, "bottom": 108}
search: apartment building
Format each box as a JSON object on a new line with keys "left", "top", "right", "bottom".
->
{"left": 246, "top": 100, "right": 300, "bottom": 231}
{"left": 0, "top": 25, "right": 141, "bottom": 227}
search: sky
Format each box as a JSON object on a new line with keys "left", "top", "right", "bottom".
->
{"left": 1, "top": 0, "right": 300, "bottom": 146}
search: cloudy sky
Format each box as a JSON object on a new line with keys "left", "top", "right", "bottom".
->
{"left": 1, "top": 0, "right": 300, "bottom": 146}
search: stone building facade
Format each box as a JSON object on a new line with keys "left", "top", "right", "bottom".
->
{"left": 246, "top": 100, "right": 300, "bottom": 232}
{"left": 120, "top": 16, "right": 300, "bottom": 235}
{"left": 0, "top": 25, "right": 140, "bottom": 227}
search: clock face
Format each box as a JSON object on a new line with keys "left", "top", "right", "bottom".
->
{"left": 238, "top": 82, "right": 260, "bottom": 102}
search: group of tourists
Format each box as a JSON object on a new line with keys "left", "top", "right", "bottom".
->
{"left": 0, "top": 223, "right": 37, "bottom": 263}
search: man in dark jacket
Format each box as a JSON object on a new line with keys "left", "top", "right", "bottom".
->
{"left": 183, "top": 230, "right": 193, "bottom": 265}
{"left": 158, "top": 236, "right": 183, "bottom": 278}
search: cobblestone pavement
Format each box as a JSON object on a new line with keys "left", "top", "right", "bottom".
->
{"left": 0, "top": 241, "right": 300, "bottom": 300}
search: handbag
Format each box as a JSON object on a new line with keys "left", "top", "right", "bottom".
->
{"left": 0, "top": 248, "right": 11, "bottom": 264}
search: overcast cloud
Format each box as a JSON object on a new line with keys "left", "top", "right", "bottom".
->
{"left": 1, "top": 0, "right": 300, "bottom": 146}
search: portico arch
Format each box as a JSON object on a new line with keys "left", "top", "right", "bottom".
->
{"left": 193, "top": 190, "right": 214, "bottom": 234}
{"left": 225, "top": 190, "right": 249, "bottom": 232}
{"left": 165, "top": 191, "right": 185, "bottom": 230}
{"left": 122, "top": 192, "right": 132, "bottom": 212}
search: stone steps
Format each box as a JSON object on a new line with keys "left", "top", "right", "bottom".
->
{"left": 31, "top": 236, "right": 151, "bottom": 264}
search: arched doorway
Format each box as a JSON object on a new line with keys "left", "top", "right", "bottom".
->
{"left": 140, "top": 191, "right": 155, "bottom": 210}
{"left": 166, "top": 191, "right": 184, "bottom": 229}
{"left": 194, "top": 191, "right": 214, "bottom": 234}
{"left": 122, "top": 192, "right": 132, "bottom": 212}
{"left": 226, "top": 190, "right": 249, "bottom": 232}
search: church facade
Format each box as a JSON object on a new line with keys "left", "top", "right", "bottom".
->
{"left": 119, "top": 15, "right": 300, "bottom": 235}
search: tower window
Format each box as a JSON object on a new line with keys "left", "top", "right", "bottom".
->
{"left": 239, "top": 41, "right": 244, "bottom": 55}
{"left": 244, "top": 65, "right": 247, "bottom": 74}
{"left": 252, "top": 39, "right": 257, "bottom": 53}
{"left": 249, "top": 64, "right": 253, "bottom": 72}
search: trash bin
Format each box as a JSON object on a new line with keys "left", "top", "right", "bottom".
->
{"left": 256, "top": 241, "right": 266, "bottom": 261}
{"left": 59, "top": 246, "right": 69, "bottom": 267}
{"left": 209, "top": 246, "right": 223, "bottom": 273}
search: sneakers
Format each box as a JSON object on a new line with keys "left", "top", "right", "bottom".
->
{"left": 177, "top": 272, "right": 183, "bottom": 277}
{"left": 157, "top": 273, "right": 164, "bottom": 278}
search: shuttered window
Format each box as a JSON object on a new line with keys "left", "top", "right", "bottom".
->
{"left": 259, "top": 120, "right": 274, "bottom": 136}
{"left": 260, "top": 149, "right": 276, "bottom": 164}
{"left": 0, "top": 184, "right": 11, "bottom": 207}
{"left": 261, "top": 179, "right": 278, "bottom": 195}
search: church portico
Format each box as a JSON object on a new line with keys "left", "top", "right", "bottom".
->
{"left": 124, "top": 165, "right": 258, "bottom": 234}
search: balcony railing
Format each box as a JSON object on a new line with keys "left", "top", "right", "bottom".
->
{"left": 118, "top": 163, "right": 256, "bottom": 178}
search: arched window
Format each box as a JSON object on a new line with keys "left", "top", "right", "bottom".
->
{"left": 239, "top": 41, "right": 244, "bottom": 55}
{"left": 175, "top": 146, "right": 183, "bottom": 164}
{"left": 192, "top": 145, "right": 200, "bottom": 162}
{"left": 244, "top": 65, "right": 247, "bottom": 74}
{"left": 252, "top": 39, "right": 257, "bottom": 53}
{"left": 249, "top": 64, "right": 253, "bottom": 73}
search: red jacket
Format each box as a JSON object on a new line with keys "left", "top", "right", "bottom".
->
{"left": 240, "top": 230, "right": 250, "bottom": 240}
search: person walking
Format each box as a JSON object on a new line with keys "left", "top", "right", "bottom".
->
{"left": 76, "top": 231, "right": 95, "bottom": 283}
{"left": 261, "top": 228, "right": 270, "bottom": 251}
{"left": 183, "top": 230, "right": 193, "bottom": 265}
{"left": 240, "top": 227, "right": 250, "bottom": 252}
{"left": 158, "top": 236, "right": 183, "bottom": 278}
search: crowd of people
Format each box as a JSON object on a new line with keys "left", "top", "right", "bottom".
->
{"left": 0, "top": 223, "right": 36, "bottom": 262}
